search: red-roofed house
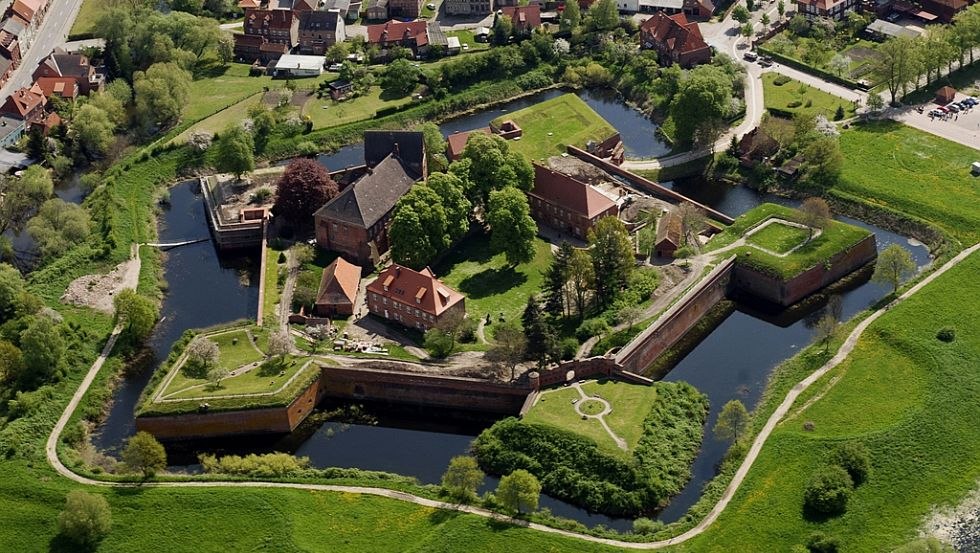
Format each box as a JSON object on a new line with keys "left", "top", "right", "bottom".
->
{"left": 0, "top": 83, "right": 46, "bottom": 124}
{"left": 795, "top": 0, "right": 857, "bottom": 19}
{"left": 234, "top": 8, "right": 299, "bottom": 63}
{"left": 10, "top": 0, "right": 46, "bottom": 22}
{"left": 366, "top": 265, "right": 465, "bottom": 331}
{"left": 366, "top": 20, "right": 431, "bottom": 54}
{"left": 35, "top": 76, "right": 78, "bottom": 100}
{"left": 529, "top": 164, "right": 619, "bottom": 238}
{"left": 314, "top": 257, "right": 362, "bottom": 317}
{"left": 500, "top": 5, "right": 541, "bottom": 35}
{"left": 639, "top": 12, "right": 711, "bottom": 68}
{"left": 446, "top": 127, "right": 491, "bottom": 161}
{"left": 32, "top": 49, "right": 106, "bottom": 95}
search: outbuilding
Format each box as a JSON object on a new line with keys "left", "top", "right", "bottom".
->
{"left": 273, "top": 54, "right": 325, "bottom": 78}
{"left": 935, "top": 85, "right": 957, "bottom": 105}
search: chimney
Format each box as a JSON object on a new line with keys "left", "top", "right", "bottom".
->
{"left": 395, "top": 266, "right": 401, "bottom": 277}
{"left": 392, "top": 142, "right": 400, "bottom": 158}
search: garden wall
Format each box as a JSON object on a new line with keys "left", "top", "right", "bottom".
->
{"left": 732, "top": 233, "right": 877, "bottom": 306}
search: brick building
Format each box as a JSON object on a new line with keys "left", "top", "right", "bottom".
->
{"left": 298, "top": 9, "right": 346, "bottom": 55}
{"left": 366, "top": 20, "right": 436, "bottom": 56}
{"left": 33, "top": 49, "right": 105, "bottom": 95}
{"left": 366, "top": 265, "right": 465, "bottom": 331}
{"left": 234, "top": 8, "right": 299, "bottom": 63}
{"left": 795, "top": 0, "right": 858, "bottom": 19}
{"left": 1, "top": 83, "right": 46, "bottom": 125}
{"left": 639, "top": 12, "right": 711, "bottom": 68}
{"left": 388, "top": 0, "right": 423, "bottom": 18}
{"left": 528, "top": 164, "right": 619, "bottom": 239}
{"left": 314, "top": 257, "right": 361, "bottom": 317}
{"left": 499, "top": 5, "right": 541, "bottom": 35}
{"left": 445, "top": 0, "right": 493, "bottom": 16}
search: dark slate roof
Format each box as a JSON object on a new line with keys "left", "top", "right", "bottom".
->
{"left": 323, "top": 0, "right": 352, "bottom": 10}
{"left": 299, "top": 10, "right": 341, "bottom": 31}
{"left": 314, "top": 153, "right": 417, "bottom": 228}
{"left": 364, "top": 130, "right": 425, "bottom": 177}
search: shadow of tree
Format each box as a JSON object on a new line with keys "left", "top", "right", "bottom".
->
{"left": 181, "top": 360, "right": 206, "bottom": 380}
{"left": 457, "top": 267, "right": 527, "bottom": 300}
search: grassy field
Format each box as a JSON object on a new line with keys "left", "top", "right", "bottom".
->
{"left": 68, "top": 0, "right": 106, "bottom": 38}
{"left": 434, "top": 233, "right": 552, "bottom": 329}
{"left": 304, "top": 86, "right": 414, "bottom": 130}
{"left": 746, "top": 221, "right": 811, "bottom": 254}
{"left": 175, "top": 93, "right": 264, "bottom": 143}
{"left": 491, "top": 93, "right": 616, "bottom": 162}
{"left": 447, "top": 30, "right": 490, "bottom": 51}
{"left": 166, "top": 356, "right": 310, "bottom": 400}
{"left": 763, "top": 73, "right": 856, "bottom": 119}
{"left": 525, "top": 379, "right": 659, "bottom": 456}
{"left": 262, "top": 245, "right": 282, "bottom": 327}
{"left": 676, "top": 250, "right": 980, "bottom": 552}
{"left": 183, "top": 64, "right": 280, "bottom": 125}
{"left": 835, "top": 121, "right": 980, "bottom": 244}
{"left": 706, "top": 203, "right": 872, "bottom": 279}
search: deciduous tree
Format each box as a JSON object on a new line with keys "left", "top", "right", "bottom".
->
{"left": 458, "top": 133, "right": 533, "bottom": 205}
{"left": 390, "top": 186, "right": 450, "bottom": 269}
{"left": 813, "top": 313, "right": 838, "bottom": 351}
{"left": 113, "top": 289, "right": 159, "bottom": 344}
{"left": 485, "top": 322, "right": 527, "bottom": 380}
{"left": 27, "top": 199, "right": 91, "bottom": 260}
{"left": 486, "top": 187, "right": 537, "bottom": 266}
{"left": 20, "top": 314, "right": 66, "bottom": 385}
{"left": 496, "top": 469, "right": 541, "bottom": 514}
{"left": 57, "top": 491, "right": 111, "bottom": 547}
{"left": 870, "top": 36, "right": 920, "bottom": 105}
{"left": 216, "top": 123, "right": 255, "bottom": 180}
{"left": 803, "top": 465, "right": 853, "bottom": 515}
{"left": 872, "top": 243, "right": 915, "bottom": 293}
{"left": 799, "top": 197, "right": 831, "bottom": 240}
{"left": 273, "top": 158, "right": 338, "bottom": 224}
{"left": 133, "top": 62, "right": 191, "bottom": 129}
{"left": 186, "top": 336, "right": 220, "bottom": 370}
{"left": 588, "top": 216, "right": 634, "bottom": 309}
{"left": 122, "top": 431, "right": 167, "bottom": 478}
{"left": 426, "top": 172, "right": 471, "bottom": 241}
{"left": 713, "top": 399, "right": 749, "bottom": 442}
{"left": 801, "top": 135, "right": 843, "bottom": 190}
{"left": 441, "top": 455, "right": 484, "bottom": 501}
{"left": 72, "top": 103, "right": 115, "bottom": 158}
{"left": 670, "top": 65, "right": 736, "bottom": 144}
{"left": 0, "top": 166, "right": 53, "bottom": 234}
{"left": 267, "top": 329, "right": 292, "bottom": 363}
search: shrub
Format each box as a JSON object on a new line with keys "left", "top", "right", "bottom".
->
{"left": 806, "top": 531, "right": 841, "bottom": 553}
{"left": 831, "top": 441, "right": 871, "bottom": 485}
{"left": 773, "top": 75, "right": 791, "bottom": 86}
{"left": 632, "top": 517, "right": 664, "bottom": 535}
{"left": 576, "top": 318, "right": 609, "bottom": 341}
{"left": 251, "top": 187, "right": 272, "bottom": 204}
{"left": 627, "top": 267, "right": 660, "bottom": 300}
{"left": 674, "top": 245, "right": 695, "bottom": 258}
{"left": 199, "top": 452, "right": 310, "bottom": 477}
{"left": 277, "top": 251, "right": 287, "bottom": 264}
{"left": 936, "top": 327, "right": 956, "bottom": 342}
{"left": 458, "top": 317, "right": 479, "bottom": 343}
{"left": 787, "top": 100, "right": 803, "bottom": 108}
{"left": 803, "top": 465, "right": 853, "bottom": 515}
{"left": 559, "top": 337, "right": 578, "bottom": 360}
{"left": 833, "top": 105, "right": 845, "bottom": 121}
{"left": 57, "top": 491, "right": 111, "bottom": 547}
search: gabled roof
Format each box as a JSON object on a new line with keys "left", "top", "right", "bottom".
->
{"left": 656, "top": 210, "right": 682, "bottom": 248}
{"left": 244, "top": 8, "right": 297, "bottom": 32}
{"left": 500, "top": 5, "right": 542, "bottom": 28}
{"left": 531, "top": 164, "right": 617, "bottom": 219}
{"left": 238, "top": 0, "right": 262, "bottom": 8}
{"left": 316, "top": 257, "right": 361, "bottom": 307}
{"left": 366, "top": 264, "right": 464, "bottom": 317}
{"left": 35, "top": 76, "right": 78, "bottom": 99}
{"left": 299, "top": 10, "right": 341, "bottom": 31}
{"left": 446, "top": 127, "right": 491, "bottom": 160}
{"left": 51, "top": 51, "right": 93, "bottom": 80}
{"left": 1, "top": 84, "right": 45, "bottom": 118}
{"left": 366, "top": 19, "right": 428, "bottom": 44}
{"left": 11, "top": 0, "right": 44, "bottom": 22}
{"left": 640, "top": 12, "right": 709, "bottom": 56}
{"left": 314, "top": 153, "right": 417, "bottom": 228}
{"left": 364, "top": 130, "right": 425, "bottom": 176}
{"left": 293, "top": 0, "right": 318, "bottom": 9}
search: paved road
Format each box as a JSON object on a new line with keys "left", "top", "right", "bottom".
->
{"left": 891, "top": 104, "right": 980, "bottom": 151}
{"left": 44, "top": 242, "right": 978, "bottom": 549}
{"left": 0, "top": 0, "right": 84, "bottom": 102}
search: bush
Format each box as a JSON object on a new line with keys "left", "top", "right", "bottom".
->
{"left": 57, "top": 491, "right": 111, "bottom": 547}
{"left": 632, "top": 517, "right": 664, "bottom": 535}
{"left": 674, "top": 245, "right": 695, "bottom": 258}
{"left": 627, "top": 267, "right": 660, "bottom": 300}
{"left": 831, "top": 441, "right": 871, "bottom": 485}
{"left": 803, "top": 465, "right": 853, "bottom": 515}
{"left": 458, "top": 317, "right": 479, "bottom": 343}
{"left": 199, "top": 452, "right": 310, "bottom": 477}
{"left": 936, "top": 327, "right": 956, "bottom": 342}
{"left": 576, "top": 318, "right": 609, "bottom": 341}
{"left": 559, "top": 337, "right": 578, "bottom": 360}
{"left": 806, "top": 531, "right": 841, "bottom": 553}
{"left": 773, "top": 75, "right": 791, "bottom": 86}
{"left": 787, "top": 100, "right": 803, "bottom": 108}
{"left": 251, "top": 187, "right": 272, "bottom": 204}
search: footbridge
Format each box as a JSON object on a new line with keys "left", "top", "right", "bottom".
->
{"left": 141, "top": 238, "right": 210, "bottom": 250}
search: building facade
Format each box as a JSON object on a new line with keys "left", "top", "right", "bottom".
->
{"left": 795, "top": 0, "right": 858, "bottom": 19}
{"left": 366, "top": 265, "right": 465, "bottom": 331}
{"left": 639, "top": 12, "right": 711, "bottom": 68}
{"left": 298, "top": 9, "right": 346, "bottom": 55}
{"left": 528, "top": 164, "right": 620, "bottom": 239}
{"left": 445, "top": 0, "right": 493, "bottom": 16}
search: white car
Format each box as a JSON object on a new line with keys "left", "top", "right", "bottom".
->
{"left": 426, "top": 2, "right": 435, "bottom": 8}
{"left": 327, "top": 63, "right": 343, "bottom": 72}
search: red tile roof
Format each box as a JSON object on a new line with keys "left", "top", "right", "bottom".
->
{"left": 35, "top": 76, "right": 78, "bottom": 99}
{"left": 11, "top": 0, "right": 43, "bottom": 22}
{"left": 500, "top": 5, "right": 541, "bottom": 29}
{"left": 244, "top": 8, "right": 297, "bottom": 32}
{"left": 1, "top": 83, "right": 45, "bottom": 119}
{"left": 531, "top": 164, "right": 617, "bottom": 219}
{"left": 366, "top": 20, "right": 429, "bottom": 44}
{"left": 366, "top": 265, "right": 464, "bottom": 317}
{"left": 316, "top": 257, "right": 361, "bottom": 308}
{"left": 640, "top": 12, "right": 709, "bottom": 56}
{"left": 446, "top": 127, "right": 491, "bottom": 160}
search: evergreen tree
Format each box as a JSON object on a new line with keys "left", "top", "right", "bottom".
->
{"left": 543, "top": 242, "right": 574, "bottom": 318}
{"left": 588, "top": 217, "right": 634, "bottom": 309}
{"left": 522, "top": 295, "right": 558, "bottom": 368}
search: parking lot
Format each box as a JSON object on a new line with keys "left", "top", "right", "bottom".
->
{"left": 922, "top": 94, "right": 980, "bottom": 134}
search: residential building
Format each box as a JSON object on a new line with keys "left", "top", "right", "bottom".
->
{"left": 0, "top": 56, "right": 14, "bottom": 89}
{"left": 499, "top": 5, "right": 541, "bottom": 35}
{"left": 0, "top": 83, "right": 46, "bottom": 125}
{"left": 637, "top": 0, "right": 714, "bottom": 18}
{"left": 314, "top": 257, "right": 361, "bottom": 317}
{"left": 0, "top": 115, "right": 26, "bottom": 148}
{"left": 327, "top": 79, "right": 354, "bottom": 100}
{"left": 366, "top": 265, "right": 465, "bottom": 331}
{"left": 446, "top": 127, "right": 491, "bottom": 161}
{"left": 445, "top": 0, "right": 493, "bottom": 16}
{"left": 736, "top": 127, "right": 779, "bottom": 168}
{"left": 528, "top": 164, "right": 619, "bottom": 238}
{"left": 323, "top": 0, "right": 360, "bottom": 21}
{"left": 654, "top": 210, "right": 682, "bottom": 257}
{"left": 9, "top": 0, "right": 46, "bottom": 23}
{"left": 298, "top": 9, "right": 346, "bottom": 55}
{"left": 366, "top": 20, "right": 437, "bottom": 56}
{"left": 0, "top": 18, "right": 26, "bottom": 63}
{"left": 389, "top": 0, "right": 423, "bottom": 18}
{"left": 918, "top": 0, "right": 966, "bottom": 22}
{"left": 795, "top": 0, "right": 858, "bottom": 19}
{"left": 272, "top": 53, "right": 325, "bottom": 77}
{"left": 235, "top": 8, "right": 299, "bottom": 63}
{"left": 639, "top": 12, "right": 711, "bottom": 68}
{"left": 366, "top": 0, "right": 389, "bottom": 19}
{"left": 364, "top": 130, "right": 427, "bottom": 177}
{"left": 33, "top": 49, "right": 105, "bottom": 95}
{"left": 35, "top": 76, "right": 79, "bottom": 100}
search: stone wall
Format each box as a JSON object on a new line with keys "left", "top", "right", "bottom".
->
{"left": 529, "top": 357, "right": 620, "bottom": 389}
{"left": 731, "top": 234, "right": 878, "bottom": 306}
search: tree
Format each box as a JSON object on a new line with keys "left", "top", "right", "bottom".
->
{"left": 216, "top": 123, "right": 255, "bottom": 180}
{"left": 133, "top": 62, "right": 191, "bottom": 129}
{"left": 113, "top": 289, "right": 159, "bottom": 344}
{"left": 560, "top": 0, "right": 580, "bottom": 31}
{"left": 828, "top": 54, "right": 850, "bottom": 78}
{"left": 677, "top": 203, "right": 707, "bottom": 250}
{"left": 57, "top": 491, "right": 111, "bottom": 547}
{"left": 761, "top": 13, "right": 771, "bottom": 31}
{"left": 291, "top": 243, "right": 315, "bottom": 266}
{"left": 807, "top": 532, "right": 842, "bottom": 553}
{"left": 865, "top": 92, "right": 885, "bottom": 115}
{"left": 732, "top": 5, "right": 750, "bottom": 25}
{"left": 870, "top": 36, "right": 920, "bottom": 105}
{"left": 713, "top": 399, "right": 749, "bottom": 442}
{"left": 419, "top": 122, "right": 448, "bottom": 173}
{"left": 0, "top": 340, "right": 23, "bottom": 383}
{"left": 458, "top": 133, "right": 533, "bottom": 205}
{"left": 496, "top": 469, "right": 541, "bottom": 514}
{"left": 740, "top": 22, "right": 754, "bottom": 39}
{"left": 801, "top": 135, "right": 843, "bottom": 189}
{"left": 206, "top": 364, "right": 229, "bottom": 388}
{"left": 522, "top": 295, "right": 558, "bottom": 368}
{"left": 568, "top": 248, "right": 595, "bottom": 319}
{"left": 872, "top": 244, "right": 915, "bottom": 294}
{"left": 441, "top": 455, "right": 484, "bottom": 501}
{"left": 0, "top": 263, "right": 26, "bottom": 321}
{"left": 492, "top": 13, "right": 513, "bottom": 45}
{"left": 425, "top": 172, "right": 471, "bottom": 241}
{"left": 72, "top": 103, "right": 115, "bottom": 158}
{"left": 424, "top": 327, "right": 455, "bottom": 358}
{"left": 20, "top": 315, "right": 65, "bottom": 385}
{"left": 670, "top": 65, "right": 736, "bottom": 144}
{"left": 307, "top": 324, "right": 329, "bottom": 353}
{"left": 777, "top": 0, "right": 785, "bottom": 18}
{"left": 0, "top": 166, "right": 53, "bottom": 235}
{"left": 799, "top": 197, "right": 831, "bottom": 240}
{"left": 267, "top": 329, "right": 292, "bottom": 363}
{"left": 122, "top": 431, "right": 167, "bottom": 478}
{"left": 803, "top": 465, "right": 853, "bottom": 515}
{"left": 590, "top": 0, "right": 620, "bottom": 31}
{"left": 543, "top": 242, "right": 574, "bottom": 317}
{"left": 186, "top": 336, "right": 220, "bottom": 370}
{"left": 588, "top": 216, "right": 634, "bottom": 309}
{"left": 273, "top": 158, "right": 338, "bottom": 224}
{"left": 813, "top": 313, "right": 838, "bottom": 351}
{"left": 390, "top": 186, "right": 450, "bottom": 269}
{"left": 831, "top": 442, "right": 871, "bottom": 485}
{"left": 486, "top": 187, "right": 537, "bottom": 266}
{"left": 380, "top": 59, "right": 421, "bottom": 96}
{"left": 485, "top": 322, "right": 527, "bottom": 380}
{"left": 27, "top": 199, "right": 91, "bottom": 260}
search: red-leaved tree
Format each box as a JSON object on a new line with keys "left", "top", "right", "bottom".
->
{"left": 273, "top": 158, "right": 338, "bottom": 224}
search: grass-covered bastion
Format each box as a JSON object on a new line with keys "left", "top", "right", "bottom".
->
{"left": 490, "top": 93, "right": 618, "bottom": 162}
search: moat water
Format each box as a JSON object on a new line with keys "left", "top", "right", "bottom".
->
{"left": 92, "top": 94, "right": 930, "bottom": 531}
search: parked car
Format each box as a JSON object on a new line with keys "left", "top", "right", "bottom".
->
{"left": 937, "top": 106, "right": 949, "bottom": 113}
{"left": 743, "top": 52, "right": 758, "bottom": 61}
{"left": 758, "top": 58, "right": 773, "bottom": 67}
{"left": 426, "top": 2, "right": 435, "bottom": 8}
{"left": 947, "top": 104, "right": 959, "bottom": 113}
{"left": 327, "top": 63, "right": 343, "bottom": 71}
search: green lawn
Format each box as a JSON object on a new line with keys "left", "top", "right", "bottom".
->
{"left": 183, "top": 64, "right": 280, "bottom": 126}
{"left": 304, "top": 86, "right": 413, "bottom": 131}
{"left": 447, "top": 30, "right": 490, "bottom": 52}
{"left": 525, "top": 379, "right": 659, "bottom": 456}
{"left": 491, "top": 93, "right": 617, "bottom": 162}
{"left": 165, "top": 356, "right": 311, "bottom": 400}
{"left": 763, "top": 73, "right": 856, "bottom": 119}
{"left": 706, "top": 203, "right": 872, "bottom": 279}
{"left": 677, "top": 250, "right": 980, "bottom": 552}
{"left": 835, "top": 121, "right": 980, "bottom": 244}
{"left": 746, "top": 221, "right": 811, "bottom": 254}
{"left": 433, "top": 233, "right": 552, "bottom": 330}
{"left": 68, "top": 0, "right": 107, "bottom": 38}
{"left": 262, "top": 245, "right": 282, "bottom": 327}
{"left": 175, "top": 93, "right": 264, "bottom": 143}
